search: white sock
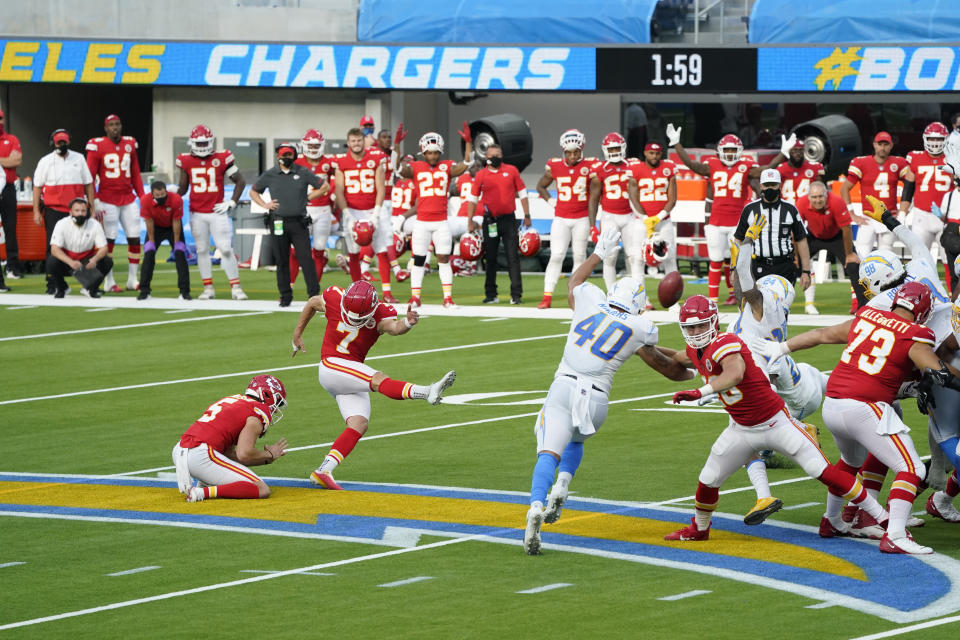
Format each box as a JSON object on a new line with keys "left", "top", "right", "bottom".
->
{"left": 317, "top": 455, "right": 339, "bottom": 475}
{"left": 694, "top": 509, "right": 712, "bottom": 530}
{"left": 805, "top": 284, "right": 816, "bottom": 303}
{"left": 886, "top": 497, "right": 913, "bottom": 538}
{"left": 746, "top": 459, "right": 771, "bottom": 499}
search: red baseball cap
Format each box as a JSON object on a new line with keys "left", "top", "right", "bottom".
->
{"left": 644, "top": 142, "right": 663, "bottom": 152}
{"left": 360, "top": 115, "right": 374, "bottom": 127}
{"left": 52, "top": 130, "right": 70, "bottom": 144}
{"left": 874, "top": 131, "right": 893, "bottom": 144}
{"left": 275, "top": 143, "right": 297, "bottom": 155}
{"left": 104, "top": 114, "right": 121, "bottom": 126}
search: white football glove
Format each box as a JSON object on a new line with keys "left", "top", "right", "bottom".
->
{"left": 666, "top": 123, "right": 681, "bottom": 147}
{"left": 780, "top": 133, "right": 798, "bottom": 157}
{"left": 392, "top": 215, "right": 404, "bottom": 234}
{"left": 93, "top": 198, "right": 106, "bottom": 216}
{"left": 212, "top": 200, "right": 236, "bottom": 214}
{"left": 748, "top": 337, "right": 790, "bottom": 365}
{"left": 593, "top": 227, "right": 621, "bottom": 260}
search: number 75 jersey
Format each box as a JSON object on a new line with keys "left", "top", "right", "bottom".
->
{"left": 555, "top": 283, "right": 659, "bottom": 392}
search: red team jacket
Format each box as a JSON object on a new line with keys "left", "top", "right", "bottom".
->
{"left": 180, "top": 395, "right": 273, "bottom": 453}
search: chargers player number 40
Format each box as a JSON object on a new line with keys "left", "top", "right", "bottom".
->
{"left": 573, "top": 313, "right": 633, "bottom": 361}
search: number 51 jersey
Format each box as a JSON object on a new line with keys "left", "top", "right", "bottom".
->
{"left": 555, "top": 283, "right": 658, "bottom": 392}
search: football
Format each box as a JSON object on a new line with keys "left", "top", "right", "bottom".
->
{"left": 657, "top": 271, "right": 684, "bottom": 309}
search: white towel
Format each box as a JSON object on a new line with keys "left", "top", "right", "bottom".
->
{"left": 570, "top": 377, "right": 596, "bottom": 436}
{"left": 873, "top": 402, "right": 910, "bottom": 436}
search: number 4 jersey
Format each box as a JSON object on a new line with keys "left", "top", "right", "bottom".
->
{"left": 827, "top": 306, "right": 935, "bottom": 405}
{"left": 556, "top": 283, "right": 659, "bottom": 392}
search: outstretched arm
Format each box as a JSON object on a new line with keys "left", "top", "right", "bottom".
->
{"left": 291, "top": 295, "right": 326, "bottom": 356}
{"left": 637, "top": 344, "right": 696, "bottom": 381}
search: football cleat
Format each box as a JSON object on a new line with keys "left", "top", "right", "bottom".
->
{"left": 335, "top": 253, "right": 350, "bottom": 274}
{"left": 395, "top": 269, "right": 410, "bottom": 282}
{"left": 819, "top": 516, "right": 852, "bottom": 538}
{"left": 231, "top": 285, "right": 248, "bottom": 301}
{"left": 744, "top": 497, "right": 783, "bottom": 526}
{"left": 126, "top": 280, "right": 139, "bottom": 291}
{"left": 310, "top": 470, "right": 343, "bottom": 490}
{"left": 198, "top": 286, "right": 216, "bottom": 300}
{"left": 879, "top": 532, "right": 932, "bottom": 555}
{"left": 186, "top": 486, "right": 206, "bottom": 503}
{"left": 907, "top": 515, "right": 926, "bottom": 528}
{"left": 664, "top": 518, "right": 710, "bottom": 541}
{"left": 723, "top": 293, "right": 738, "bottom": 306}
{"left": 926, "top": 493, "right": 960, "bottom": 523}
{"left": 850, "top": 509, "right": 886, "bottom": 540}
{"left": 361, "top": 271, "right": 374, "bottom": 282}
{"left": 805, "top": 303, "right": 819, "bottom": 315}
{"left": 442, "top": 297, "right": 457, "bottom": 309}
{"left": 408, "top": 295, "right": 421, "bottom": 309}
{"left": 382, "top": 292, "right": 399, "bottom": 303}
{"left": 427, "top": 370, "right": 456, "bottom": 405}
{"left": 537, "top": 296, "right": 551, "bottom": 310}
{"left": 841, "top": 504, "right": 859, "bottom": 523}
{"left": 544, "top": 484, "right": 568, "bottom": 524}
{"left": 108, "top": 284, "right": 123, "bottom": 293}
{"left": 523, "top": 505, "right": 544, "bottom": 555}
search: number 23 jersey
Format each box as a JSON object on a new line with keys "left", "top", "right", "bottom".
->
{"left": 555, "top": 283, "right": 658, "bottom": 392}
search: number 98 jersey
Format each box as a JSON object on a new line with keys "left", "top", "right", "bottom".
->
{"left": 867, "top": 256, "right": 952, "bottom": 344}
{"left": 555, "top": 283, "right": 658, "bottom": 392}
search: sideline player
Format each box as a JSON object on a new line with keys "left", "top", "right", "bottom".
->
{"left": 291, "top": 280, "right": 456, "bottom": 490}
{"left": 752, "top": 282, "right": 945, "bottom": 554}
{"left": 398, "top": 124, "right": 473, "bottom": 308}
{"left": 664, "top": 295, "right": 889, "bottom": 544}
{"left": 535, "top": 129, "right": 593, "bottom": 309}
{"left": 841, "top": 131, "right": 908, "bottom": 257}
{"left": 290, "top": 128, "right": 336, "bottom": 287}
{"left": 630, "top": 141, "right": 679, "bottom": 278}
{"left": 176, "top": 124, "right": 247, "bottom": 300}
{"left": 173, "top": 375, "right": 289, "bottom": 502}
{"left": 901, "top": 122, "right": 952, "bottom": 265}
{"left": 86, "top": 114, "right": 144, "bottom": 292}
{"left": 588, "top": 132, "right": 640, "bottom": 290}
{"left": 523, "top": 228, "right": 695, "bottom": 555}
{"left": 776, "top": 135, "right": 824, "bottom": 203}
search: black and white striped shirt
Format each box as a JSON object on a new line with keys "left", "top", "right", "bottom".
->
{"left": 734, "top": 198, "right": 806, "bottom": 259}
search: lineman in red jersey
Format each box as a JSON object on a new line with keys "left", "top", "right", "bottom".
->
{"left": 752, "top": 282, "right": 949, "bottom": 554}
{"left": 664, "top": 295, "right": 888, "bottom": 542}
{"left": 777, "top": 136, "right": 825, "bottom": 203}
{"left": 173, "top": 375, "right": 289, "bottom": 502}
{"left": 901, "top": 122, "right": 952, "bottom": 260}
{"left": 86, "top": 114, "right": 145, "bottom": 293}
{"left": 334, "top": 128, "right": 389, "bottom": 288}
{"left": 360, "top": 126, "right": 410, "bottom": 291}
{"left": 176, "top": 124, "right": 247, "bottom": 301}
{"left": 630, "top": 142, "right": 679, "bottom": 277}
{"left": 536, "top": 129, "right": 593, "bottom": 309}
{"left": 392, "top": 172, "right": 418, "bottom": 238}
{"left": 588, "top": 132, "right": 640, "bottom": 291}
{"left": 289, "top": 129, "right": 336, "bottom": 288}
{"left": 667, "top": 125, "right": 791, "bottom": 305}
{"left": 291, "top": 280, "right": 457, "bottom": 490}
{"left": 397, "top": 123, "right": 474, "bottom": 308}
{"left": 842, "top": 131, "right": 909, "bottom": 257}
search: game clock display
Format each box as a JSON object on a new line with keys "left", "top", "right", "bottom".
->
{"left": 597, "top": 48, "right": 757, "bottom": 92}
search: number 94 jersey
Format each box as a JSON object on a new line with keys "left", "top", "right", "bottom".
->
{"left": 555, "top": 283, "right": 659, "bottom": 392}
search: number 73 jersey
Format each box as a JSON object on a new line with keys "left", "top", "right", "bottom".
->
{"left": 826, "top": 306, "right": 935, "bottom": 405}
{"left": 555, "top": 283, "right": 659, "bottom": 392}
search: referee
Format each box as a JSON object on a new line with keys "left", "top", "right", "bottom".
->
{"left": 250, "top": 142, "right": 327, "bottom": 307}
{"left": 734, "top": 168, "right": 811, "bottom": 289}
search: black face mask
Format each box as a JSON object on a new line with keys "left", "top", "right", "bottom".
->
{"left": 487, "top": 157, "right": 503, "bottom": 169}
{"left": 56, "top": 143, "right": 69, "bottom": 156}
{"left": 762, "top": 187, "right": 780, "bottom": 202}
{"left": 279, "top": 155, "right": 295, "bottom": 168}
{"left": 72, "top": 213, "right": 89, "bottom": 226}
{"left": 154, "top": 195, "right": 167, "bottom": 206}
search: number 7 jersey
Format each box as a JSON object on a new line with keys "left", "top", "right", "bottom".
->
{"left": 555, "top": 283, "right": 659, "bottom": 392}
{"left": 319, "top": 286, "right": 397, "bottom": 362}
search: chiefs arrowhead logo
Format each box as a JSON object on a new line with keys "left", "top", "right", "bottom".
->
{"left": 212, "top": 158, "right": 221, "bottom": 167}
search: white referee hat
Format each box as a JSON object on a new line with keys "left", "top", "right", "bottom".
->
{"left": 760, "top": 168, "right": 781, "bottom": 184}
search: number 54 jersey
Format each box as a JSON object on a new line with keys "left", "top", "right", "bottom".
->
{"left": 555, "top": 283, "right": 658, "bottom": 392}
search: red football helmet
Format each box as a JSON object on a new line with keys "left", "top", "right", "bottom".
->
{"left": 519, "top": 228, "right": 541, "bottom": 257}
{"left": 341, "top": 280, "right": 380, "bottom": 327}
{"left": 459, "top": 231, "right": 484, "bottom": 261}
{"left": 245, "top": 374, "right": 287, "bottom": 428}
{"left": 644, "top": 233, "right": 668, "bottom": 267}
{"left": 923, "top": 122, "right": 949, "bottom": 156}
{"left": 679, "top": 295, "right": 720, "bottom": 348}
{"left": 601, "top": 132, "right": 626, "bottom": 163}
{"left": 717, "top": 134, "right": 743, "bottom": 166}
{"left": 352, "top": 220, "right": 375, "bottom": 246}
{"left": 393, "top": 232, "right": 409, "bottom": 257}
{"left": 189, "top": 125, "right": 214, "bottom": 157}
{"left": 892, "top": 281, "right": 933, "bottom": 324}
{"left": 301, "top": 128, "right": 325, "bottom": 159}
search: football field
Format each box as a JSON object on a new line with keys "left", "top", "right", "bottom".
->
{"left": 2, "top": 260, "right": 960, "bottom": 639}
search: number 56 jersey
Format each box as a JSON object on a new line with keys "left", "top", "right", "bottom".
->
{"left": 555, "top": 283, "right": 658, "bottom": 392}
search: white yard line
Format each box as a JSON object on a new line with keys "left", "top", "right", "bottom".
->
{"left": 84, "top": 308, "right": 116, "bottom": 313}
{"left": 657, "top": 590, "right": 712, "bottom": 601}
{"left": 0, "top": 311, "right": 273, "bottom": 342}
{"left": 0, "top": 536, "right": 481, "bottom": 632}
{"left": 377, "top": 576, "right": 433, "bottom": 588}
{"left": 782, "top": 502, "right": 821, "bottom": 511}
{"left": 0, "top": 562, "right": 26, "bottom": 569}
{"left": 516, "top": 583, "right": 573, "bottom": 594}
{"left": 849, "top": 615, "right": 960, "bottom": 640}
{"left": 106, "top": 566, "right": 161, "bottom": 577}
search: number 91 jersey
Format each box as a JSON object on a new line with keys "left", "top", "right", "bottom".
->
{"left": 555, "top": 283, "right": 658, "bottom": 392}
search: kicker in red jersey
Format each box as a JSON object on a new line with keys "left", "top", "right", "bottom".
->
{"left": 546, "top": 157, "right": 592, "bottom": 218}
{"left": 86, "top": 136, "right": 144, "bottom": 206}
{"left": 826, "top": 307, "right": 936, "bottom": 405}
{"left": 408, "top": 159, "right": 456, "bottom": 221}
{"left": 686, "top": 333, "right": 784, "bottom": 426}
{"left": 846, "top": 155, "right": 908, "bottom": 211}
{"left": 630, "top": 159, "right": 676, "bottom": 217}
{"left": 335, "top": 149, "right": 385, "bottom": 210}
{"left": 180, "top": 394, "right": 272, "bottom": 453}
{"left": 905, "top": 150, "right": 951, "bottom": 212}
{"left": 295, "top": 155, "right": 336, "bottom": 207}
{"left": 320, "top": 286, "right": 397, "bottom": 362}
{"left": 705, "top": 156, "right": 756, "bottom": 226}
{"left": 176, "top": 150, "right": 238, "bottom": 213}
{"left": 591, "top": 161, "right": 632, "bottom": 214}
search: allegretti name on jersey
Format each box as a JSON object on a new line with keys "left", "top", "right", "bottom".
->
{"left": 0, "top": 40, "right": 595, "bottom": 90}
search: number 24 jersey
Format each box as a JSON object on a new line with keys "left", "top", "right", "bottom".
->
{"left": 555, "top": 283, "right": 658, "bottom": 393}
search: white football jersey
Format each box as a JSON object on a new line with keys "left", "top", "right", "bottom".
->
{"left": 726, "top": 289, "right": 788, "bottom": 375}
{"left": 868, "top": 257, "right": 952, "bottom": 345}
{"left": 769, "top": 358, "right": 826, "bottom": 420}
{"left": 555, "top": 283, "right": 659, "bottom": 392}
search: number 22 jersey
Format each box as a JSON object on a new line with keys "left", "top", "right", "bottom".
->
{"left": 555, "top": 283, "right": 658, "bottom": 393}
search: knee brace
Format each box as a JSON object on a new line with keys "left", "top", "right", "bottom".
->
{"left": 413, "top": 254, "right": 427, "bottom": 267}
